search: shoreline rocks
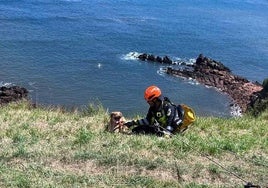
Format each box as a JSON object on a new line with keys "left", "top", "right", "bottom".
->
{"left": 137, "top": 53, "right": 265, "bottom": 113}
{"left": 138, "top": 53, "right": 173, "bottom": 64}
{"left": 0, "top": 86, "right": 29, "bottom": 105}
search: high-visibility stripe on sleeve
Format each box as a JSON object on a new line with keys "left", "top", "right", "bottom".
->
{"left": 138, "top": 118, "right": 149, "bottom": 125}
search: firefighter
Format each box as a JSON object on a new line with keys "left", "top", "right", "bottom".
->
{"left": 124, "top": 85, "right": 183, "bottom": 136}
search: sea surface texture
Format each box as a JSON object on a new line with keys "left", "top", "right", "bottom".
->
{"left": 1, "top": 0, "right": 267, "bottom": 117}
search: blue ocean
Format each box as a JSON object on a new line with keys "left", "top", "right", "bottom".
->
{"left": 1, "top": 0, "right": 267, "bottom": 117}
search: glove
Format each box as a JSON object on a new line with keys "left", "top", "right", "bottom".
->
{"left": 163, "top": 130, "right": 172, "bottom": 138}
{"left": 124, "top": 121, "right": 135, "bottom": 128}
{"left": 166, "top": 126, "right": 174, "bottom": 132}
{"left": 156, "top": 130, "right": 172, "bottom": 138}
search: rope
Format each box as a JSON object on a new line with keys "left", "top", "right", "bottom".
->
{"left": 154, "top": 123, "right": 262, "bottom": 187}
{"left": 199, "top": 134, "right": 268, "bottom": 168}
{"left": 179, "top": 137, "right": 249, "bottom": 184}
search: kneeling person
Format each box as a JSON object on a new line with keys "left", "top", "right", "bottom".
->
{"left": 124, "top": 85, "right": 182, "bottom": 136}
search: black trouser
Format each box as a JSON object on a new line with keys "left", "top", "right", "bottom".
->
{"left": 132, "top": 125, "right": 159, "bottom": 135}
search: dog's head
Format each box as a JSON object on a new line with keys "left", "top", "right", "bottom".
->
{"left": 108, "top": 111, "right": 127, "bottom": 133}
{"left": 110, "top": 111, "right": 124, "bottom": 124}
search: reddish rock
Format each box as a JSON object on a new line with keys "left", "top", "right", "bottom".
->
{"left": 136, "top": 53, "right": 264, "bottom": 113}
{"left": 165, "top": 54, "right": 263, "bottom": 112}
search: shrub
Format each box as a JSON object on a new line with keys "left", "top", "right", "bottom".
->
{"left": 262, "top": 78, "right": 268, "bottom": 92}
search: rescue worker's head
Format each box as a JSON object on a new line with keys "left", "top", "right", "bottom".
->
{"left": 144, "top": 85, "right": 162, "bottom": 106}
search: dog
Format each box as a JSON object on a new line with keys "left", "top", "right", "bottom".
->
{"left": 108, "top": 111, "right": 128, "bottom": 133}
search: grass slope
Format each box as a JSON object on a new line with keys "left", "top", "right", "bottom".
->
{"left": 0, "top": 101, "right": 267, "bottom": 188}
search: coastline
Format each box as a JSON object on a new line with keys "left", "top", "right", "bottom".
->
{"left": 2, "top": 53, "right": 267, "bottom": 116}
{"left": 136, "top": 53, "right": 267, "bottom": 115}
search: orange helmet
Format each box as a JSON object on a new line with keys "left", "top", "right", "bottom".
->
{"left": 144, "top": 85, "right": 162, "bottom": 102}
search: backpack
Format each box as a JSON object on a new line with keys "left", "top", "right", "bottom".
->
{"left": 176, "top": 104, "right": 196, "bottom": 133}
{"left": 163, "top": 97, "right": 196, "bottom": 133}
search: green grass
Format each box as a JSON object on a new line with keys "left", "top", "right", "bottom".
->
{"left": 0, "top": 100, "right": 267, "bottom": 188}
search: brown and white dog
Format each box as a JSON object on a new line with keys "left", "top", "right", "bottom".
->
{"left": 108, "top": 111, "right": 128, "bottom": 133}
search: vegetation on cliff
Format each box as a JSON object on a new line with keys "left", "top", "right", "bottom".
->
{"left": 0, "top": 101, "right": 267, "bottom": 187}
{"left": 248, "top": 78, "right": 268, "bottom": 117}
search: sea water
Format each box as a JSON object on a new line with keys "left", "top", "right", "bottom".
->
{"left": 1, "top": 0, "right": 267, "bottom": 117}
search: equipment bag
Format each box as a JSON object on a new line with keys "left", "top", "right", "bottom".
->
{"left": 176, "top": 104, "right": 196, "bottom": 133}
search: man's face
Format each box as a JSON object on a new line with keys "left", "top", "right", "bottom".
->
{"left": 147, "top": 98, "right": 158, "bottom": 107}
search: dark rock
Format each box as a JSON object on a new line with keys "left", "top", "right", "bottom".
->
{"left": 137, "top": 53, "right": 173, "bottom": 64}
{"left": 195, "top": 54, "right": 231, "bottom": 72}
{"left": 138, "top": 53, "right": 148, "bottom": 61}
{"left": 0, "top": 86, "right": 28, "bottom": 105}
{"left": 156, "top": 56, "right": 163, "bottom": 63}
{"left": 162, "top": 56, "right": 172, "bottom": 64}
{"left": 147, "top": 54, "right": 156, "bottom": 61}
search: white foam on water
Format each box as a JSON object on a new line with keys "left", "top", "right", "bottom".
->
{"left": 173, "top": 57, "right": 196, "bottom": 65}
{"left": 188, "top": 77, "right": 199, "bottom": 85}
{"left": 189, "top": 58, "right": 196, "bottom": 65}
{"left": 122, "top": 53, "right": 197, "bottom": 67}
{"left": 157, "top": 67, "right": 200, "bottom": 86}
{"left": 157, "top": 66, "right": 167, "bottom": 76}
{"left": 205, "top": 85, "right": 213, "bottom": 89}
{"left": 121, "top": 52, "right": 141, "bottom": 61}
{"left": 0, "top": 82, "right": 13, "bottom": 87}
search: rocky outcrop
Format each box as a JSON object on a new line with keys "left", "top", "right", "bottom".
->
{"left": 137, "top": 53, "right": 264, "bottom": 113}
{"left": 166, "top": 54, "right": 263, "bottom": 112}
{"left": 138, "top": 53, "right": 173, "bottom": 64}
{"left": 0, "top": 86, "right": 28, "bottom": 105}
